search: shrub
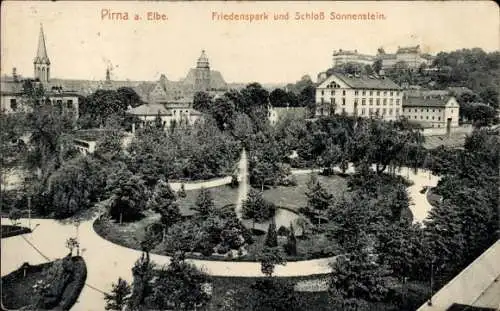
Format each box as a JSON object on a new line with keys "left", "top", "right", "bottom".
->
{"left": 277, "top": 226, "right": 290, "bottom": 236}
{"left": 59, "top": 257, "right": 87, "bottom": 310}
{"left": 265, "top": 223, "right": 278, "bottom": 247}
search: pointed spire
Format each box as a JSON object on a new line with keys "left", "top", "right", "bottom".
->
{"left": 34, "top": 23, "right": 50, "bottom": 64}
{"left": 196, "top": 50, "right": 209, "bottom": 69}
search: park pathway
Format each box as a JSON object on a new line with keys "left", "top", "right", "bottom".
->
{"left": 1, "top": 166, "right": 438, "bottom": 311}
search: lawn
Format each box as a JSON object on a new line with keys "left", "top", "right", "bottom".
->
{"left": 178, "top": 173, "right": 348, "bottom": 214}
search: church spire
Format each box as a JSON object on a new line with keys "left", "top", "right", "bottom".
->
{"left": 34, "top": 24, "right": 50, "bottom": 65}
{"left": 34, "top": 24, "right": 50, "bottom": 83}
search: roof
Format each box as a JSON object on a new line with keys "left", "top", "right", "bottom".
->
{"left": 127, "top": 103, "right": 173, "bottom": 116}
{"left": 404, "top": 96, "right": 455, "bottom": 108}
{"left": 447, "top": 86, "right": 474, "bottom": 95}
{"left": 330, "top": 73, "right": 401, "bottom": 90}
{"left": 34, "top": 24, "right": 50, "bottom": 64}
{"left": 397, "top": 45, "right": 420, "bottom": 54}
{"left": 0, "top": 80, "right": 24, "bottom": 95}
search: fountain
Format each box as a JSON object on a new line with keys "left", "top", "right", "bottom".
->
{"left": 235, "top": 149, "right": 248, "bottom": 219}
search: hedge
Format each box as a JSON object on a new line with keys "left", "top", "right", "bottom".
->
{"left": 1, "top": 225, "right": 32, "bottom": 239}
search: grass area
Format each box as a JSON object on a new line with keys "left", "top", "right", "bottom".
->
{"left": 423, "top": 134, "right": 467, "bottom": 149}
{"left": 1, "top": 256, "right": 87, "bottom": 310}
{"left": 1, "top": 224, "right": 32, "bottom": 239}
{"left": 177, "top": 174, "right": 347, "bottom": 214}
{"left": 94, "top": 174, "right": 347, "bottom": 261}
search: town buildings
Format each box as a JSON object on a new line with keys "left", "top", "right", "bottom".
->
{"left": 1, "top": 25, "right": 80, "bottom": 120}
{"left": 377, "top": 45, "right": 434, "bottom": 70}
{"left": 332, "top": 49, "right": 375, "bottom": 67}
{"left": 315, "top": 72, "right": 403, "bottom": 121}
{"left": 402, "top": 94, "right": 460, "bottom": 129}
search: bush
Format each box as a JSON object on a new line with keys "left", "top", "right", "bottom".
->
{"left": 277, "top": 226, "right": 290, "bottom": 236}
{"left": 59, "top": 256, "right": 87, "bottom": 310}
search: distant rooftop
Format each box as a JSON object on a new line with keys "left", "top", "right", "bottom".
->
{"left": 332, "top": 73, "right": 401, "bottom": 90}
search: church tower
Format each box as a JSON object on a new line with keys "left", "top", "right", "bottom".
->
{"left": 194, "top": 50, "right": 210, "bottom": 92}
{"left": 33, "top": 24, "right": 50, "bottom": 83}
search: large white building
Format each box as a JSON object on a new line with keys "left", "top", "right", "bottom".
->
{"left": 127, "top": 100, "right": 202, "bottom": 129}
{"left": 315, "top": 73, "right": 403, "bottom": 121}
{"left": 377, "top": 45, "right": 434, "bottom": 70}
{"left": 332, "top": 49, "right": 375, "bottom": 67}
{"left": 402, "top": 95, "right": 460, "bottom": 129}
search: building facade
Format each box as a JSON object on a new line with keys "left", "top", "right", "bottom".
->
{"left": 332, "top": 49, "right": 375, "bottom": 67}
{"left": 315, "top": 73, "right": 403, "bottom": 121}
{"left": 402, "top": 95, "right": 459, "bottom": 129}
{"left": 127, "top": 101, "right": 202, "bottom": 130}
{"left": 377, "top": 45, "right": 434, "bottom": 70}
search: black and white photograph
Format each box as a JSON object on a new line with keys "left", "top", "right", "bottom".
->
{"left": 1, "top": 1, "right": 499, "bottom": 310}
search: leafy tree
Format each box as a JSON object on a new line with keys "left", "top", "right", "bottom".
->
{"left": 8, "top": 208, "right": 22, "bottom": 226}
{"left": 329, "top": 250, "right": 393, "bottom": 308}
{"left": 104, "top": 278, "right": 131, "bottom": 310}
{"left": 260, "top": 246, "right": 286, "bottom": 277}
{"left": 265, "top": 222, "right": 278, "bottom": 247}
{"left": 147, "top": 253, "right": 211, "bottom": 310}
{"left": 128, "top": 252, "right": 155, "bottom": 309}
{"left": 193, "top": 91, "right": 213, "bottom": 112}
{"left": 65, "top": 237, "right": 79, "bottom": 256}
{"left": 194, "top": 187, "right": 215, "bottom": 216}
{"left": 249, "top": 278, "right": 299, "bottom": 311}
{"left": 210, "top": 97, "right": 236, "bottom": 131}
{"left": 148, "top": 181, "right": 180, "bottom": 228}
{"left": 109, "top": 173, "right": 147, "bottom": 222}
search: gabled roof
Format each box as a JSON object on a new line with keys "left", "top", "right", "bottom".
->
{"left": 403, "top": 96, "right": 457, "bottom": 108}
{"left": 319, "top": 73, "right": 401, "bottom": 90}
{"left": 127, "top": 103, "right": 173, "bottom": 116}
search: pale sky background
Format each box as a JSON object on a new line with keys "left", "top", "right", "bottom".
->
{"left": 1, "top": 1, "right": 499, "bottom": 84}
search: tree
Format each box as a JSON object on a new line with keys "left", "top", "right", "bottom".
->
{"left": 265, "top": 222, "right": 278, "bottom": 247}
{"left": 147, "top": 253, "right": 211, "bottom": 310}
{"left": 259, "top": 246, "right": 286, "bottom": 277}
{"left": 284, "top": 223, "right": 297, "bottom": 256}
{"left": 329, "top": 250, "right": 393, "bottom": 309}
{"left": 128, "top": 252, "right": 155, "bottom": 309}
{"left": 242, "top": 189, "right": 275, "bottom": 228}
{"left": 8, "top": 208, "right": 22, "bottom": 226}
{"left": 148, "top": 181, "right": 180, "bottom": 228}
{"left": 249, "top": 278, "right": 298, "bottom": 311}
{"left": 194, "top": 187, "right": 215, "bottom": 216}
{"left": 305, "top": 174, "right": 333, "bottom": 225}
{"left": 104, "top": 278, "right": 131, "bottom": 310}
{"left": 193, "top": 91, "right": 213, "bottom": 112}
{"left": 109, "top": 173, "right": 147, "bottom": 222}
{"left": 372, "top": 59, "right": 382, "bottom": 74}
{"left": 65, "top": 237, "right": 79, "bottom": 257}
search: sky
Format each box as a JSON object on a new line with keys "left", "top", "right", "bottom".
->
{"left": 1, "top": 1, "right": 499, "bottom": 84}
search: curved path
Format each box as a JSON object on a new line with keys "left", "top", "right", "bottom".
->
{"left": 1, "top": 166, "right": 438, "bottom": 311}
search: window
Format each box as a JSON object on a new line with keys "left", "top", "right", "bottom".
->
{"left": 382, "top": 108, "right": 386, "bottom": 115}
{"left": 174, "top": 110, "right": 177, "bottom": 115}
{"left": 369, "top": 99, "right": 373, "bottom": 105}
{"left": 420, "top": 116, "right": 423, "bottom": 119}
{"left": 420, "top": 109, "right": 423, "bottom": 112}
{"left": 389, "top": 109, "right": 393, "bottom": 115}
{"left": 9, "top": 98, "right": 17, "bottom": 111}
{"left": 376, "top": 99, "right": 380, "bottom": 105}
{"left": 362, "top": 90, "right": 366, "bottom": 96}
{"left": 426, "top": 116, "right": 429, "bottom": 120}
{"left": 432, "top": 116, "right": 434, "bottom": 120}
{"left": 390, "top": 99, "right": 393, "bottom": 105}
{"left": 396, "top": 99, "right": 400, "bottom": 105}
{"left": 369, "top": 108, "right": 373, "bottom": 115}
{"left": 426, "top": 109, "right": 429, "bottom": 112}
{"left": 354, "top": 90, "right": 359, "bottom": 96}
{"left": 376, "top": 108, "right": 380, "bottom": 114}
{"left": 342, "top": 90, "right": 346, "bottom": 96}
{"left": 451, "top": 109, "right": 454, "bottom": 113}
{"left": 331, "top": 90, "right": 334, "bottom": 96}
{"left": 377, "top": 91, "right": 380, "bottom": 96}
{"left": 342, "top": 98, "right": 346, "bottom": 105}
{"left": 383, "top": 99, "right": 387, "bottom": 105}
{"left": 362, "top": 98, "right": 366, "bottom": 105}
{"left": 370, "top": 91, "right": 373, "bottom": 96}
{"left": 321, "top": 90, "right": 324, "bottom": 96}
{"left": 321, "top": 98, "right": 325, "bottom": 104}
{"left": 414, "top": 109, "right": 417, "bottom": 112}
{"left": 396, "top": 108, "right": 399, "bottom": 115}
{"left": 437, "top": 124, "right": 440, "bottom": 128}
{"left": 383, "top": 91, "right": 387, "bottom": 96}
{"left": 66, "top": 100, "right": 73, "bottom": 109}
{"left": 390, "top": 91, "right": 393, "bottom": 96}
{"left": 361, "top": 108, "right": 366, "bottom": 115}
{"left": 342, "top": 108, "right": 346, "bottom": 114}
{"left": 432, "top": 109, "right": 435, "bottom": 112}
{"left": 438, "top": 117, "right": 441, "bottom": 121}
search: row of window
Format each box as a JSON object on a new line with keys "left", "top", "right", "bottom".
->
{"left": 404, "top": 108, "right": 454, "bottom": 114}
{"left": 320, "top": 98, "right": 401, "bottom": 106}
{"left": 411, "top": 115, "right": 442, "bottom": 121}
{"left": 359, "top": 108, "right": 400, "bottom": 116}
{"left": 320, "top": 89, "right": 401, "bottom": 97}
{"left": 9, "top": 98, "right": 74, "bottom": 111}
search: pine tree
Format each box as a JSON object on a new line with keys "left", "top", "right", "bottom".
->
{"left": 284, "top": 223, "right": 297, "bottom": 256}
{"left": 149, "top": 181, "right": 180, "bottom": 227}
{"left": 195, "top": 187, "right": 215, "bottom": 216}
{"left": 104, "top": 278, "right": 131, "bottom": 310}
{"left": 265, "top": 222, "right": 278, "bottom": 247}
